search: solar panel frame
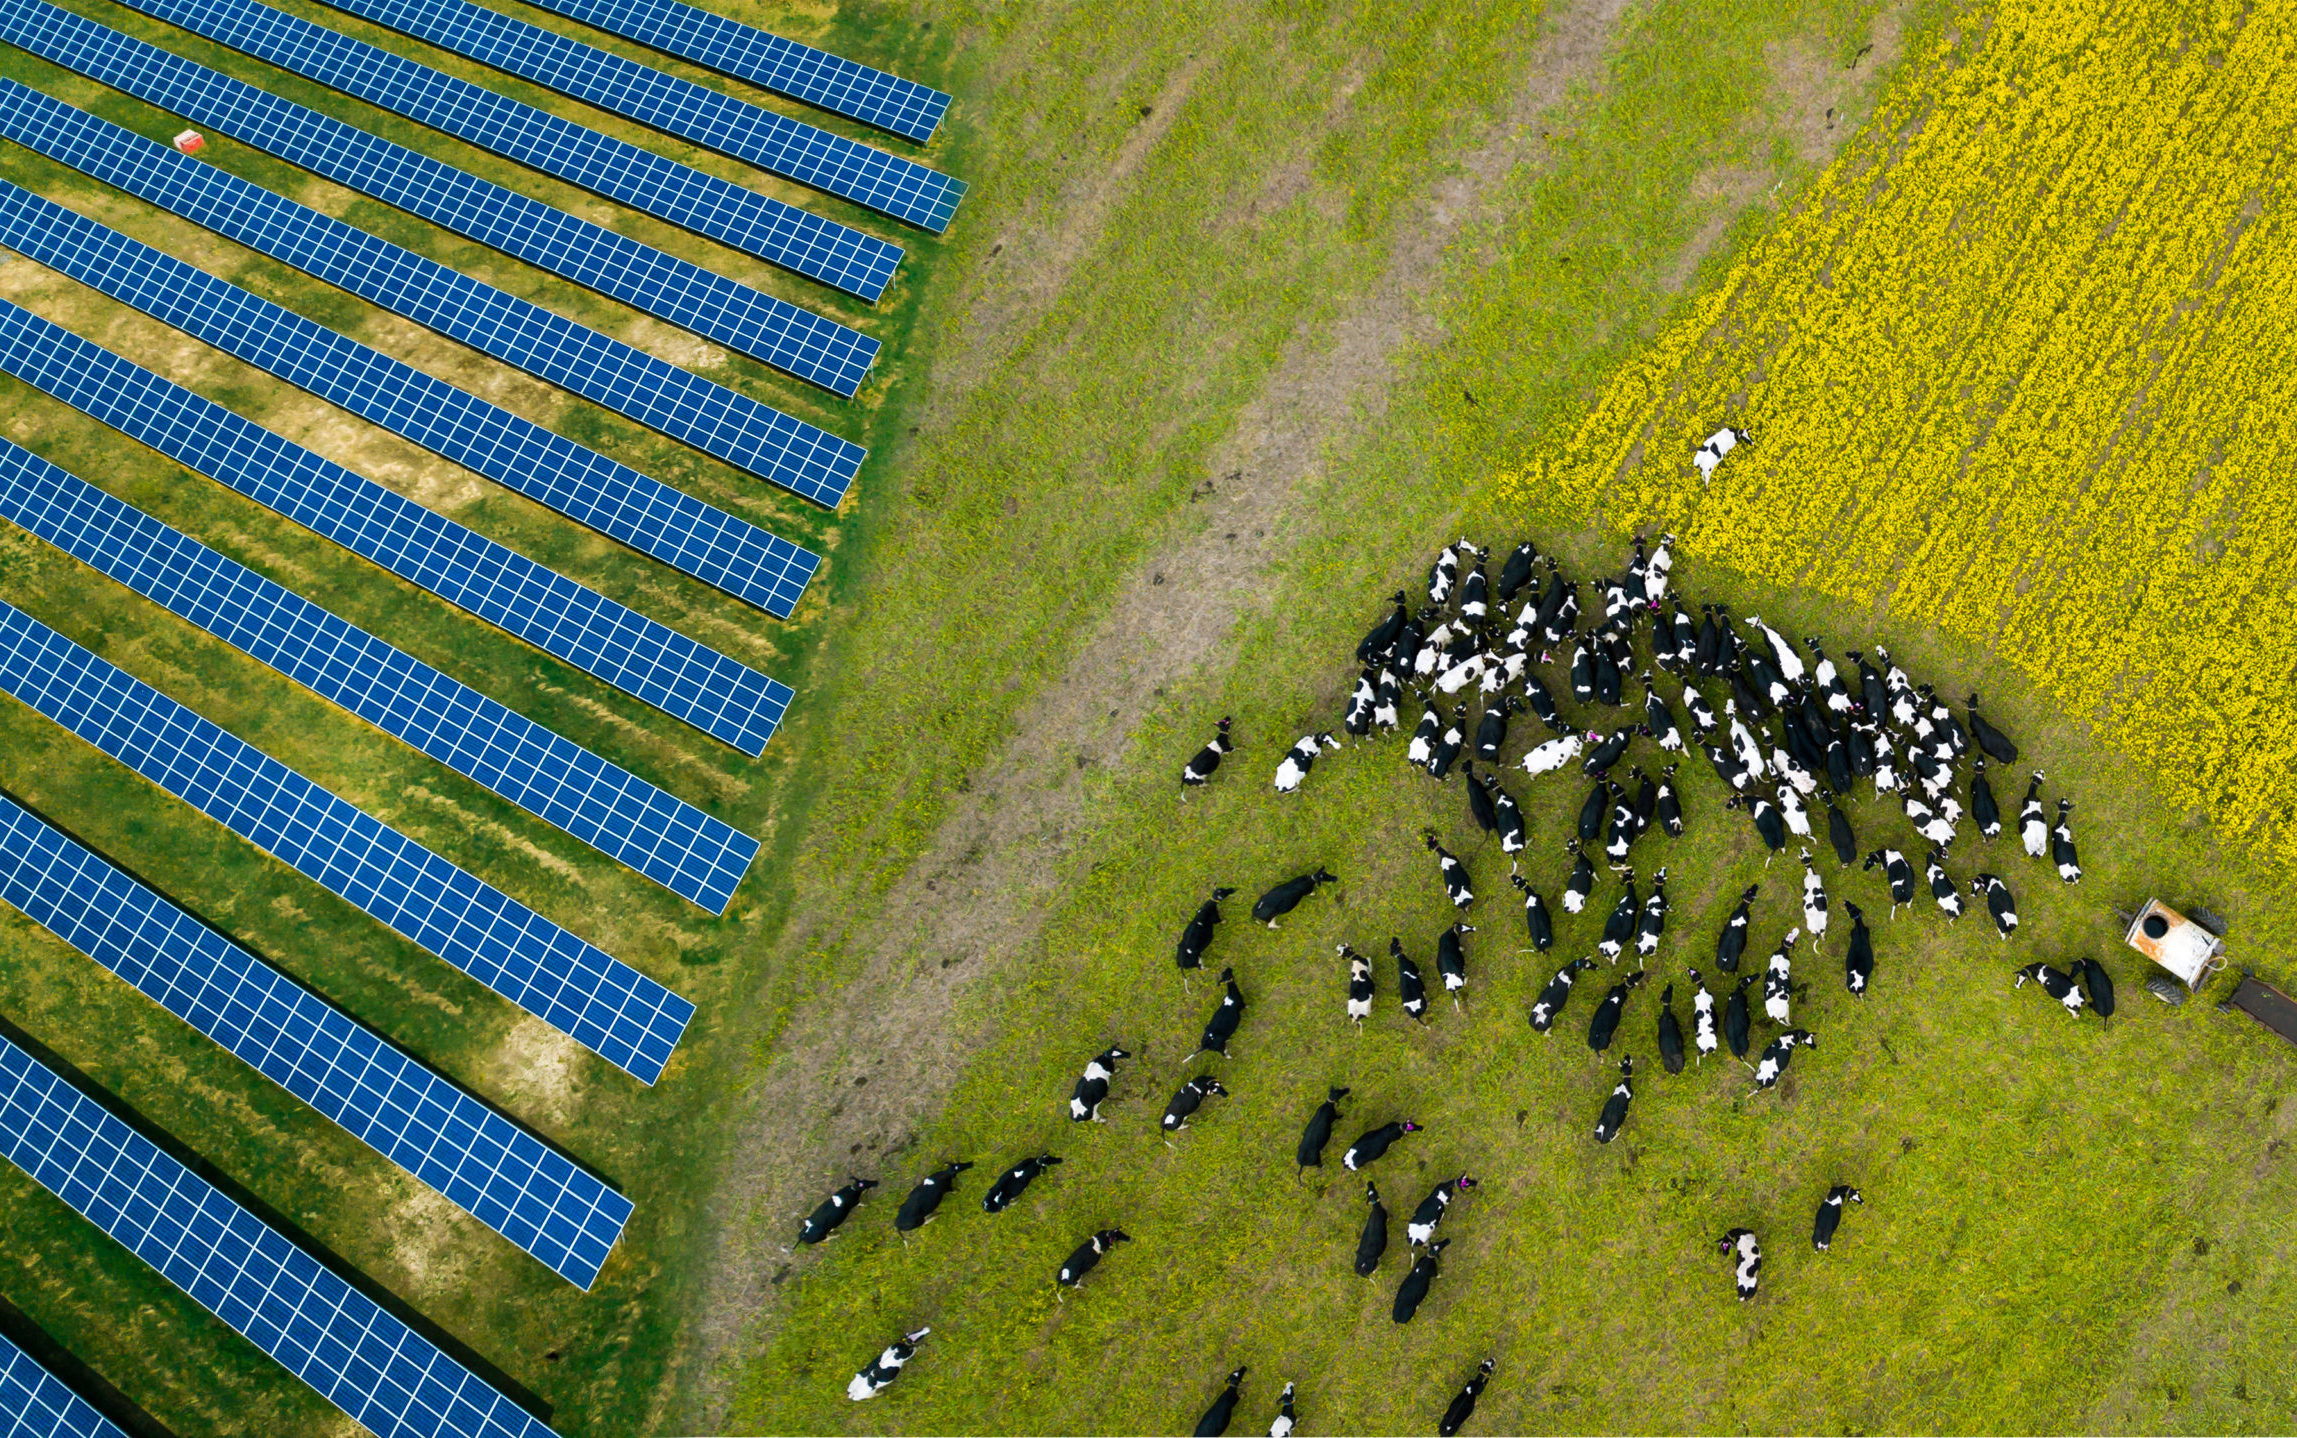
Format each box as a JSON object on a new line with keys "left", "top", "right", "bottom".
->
{"left": 313, "top": 0, "right": 964, "bottom": 230}
{"left": 0, "top": 793, "right": 632, "bottom": 1286}
{"left": 0, "top": 432, "right": 758, "bottom": 911}
{"left": 0, "top": 176, "right": 821, "bottom": 620}
{"left": 0, "top": 1330, "right": 125, "bottom": 1438}
{"left": 0, "top": 1033, "right": 558, "bottom": 1438}
{"left": 0, "top": 83, "right": 866, "bottom": 507}
{"left": 111, "top": 0, "right": 906, "bottom": 299}
{"left": 0, "top": 295, "right": 792, "bottom": 756}
{"left": 0, "top": 0, "right": 879, "bottom": 390}
{"left": 513, "top": 0, "right": 947, "bottom": 143}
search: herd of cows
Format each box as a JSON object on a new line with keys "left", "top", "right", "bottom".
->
{"left": 792, "top": 520, "right": 2108, "bottom": 1432}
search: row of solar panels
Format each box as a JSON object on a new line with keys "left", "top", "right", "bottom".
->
{"left": 0, "top": 0, "right": 957, "bottom": 1429}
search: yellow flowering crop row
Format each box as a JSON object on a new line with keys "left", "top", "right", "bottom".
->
{"left": 1512, "top": 0, "right": 2297, "bottom": 868}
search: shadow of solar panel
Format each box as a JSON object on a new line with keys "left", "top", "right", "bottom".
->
{"left": 0, "top": 179, "right": 820, "bottom": 620}
{"left": 0, "top": 601, "right": 695, "bottom": 1082}
{"left": 0, "top": 84, "right": 866, "bottom": 507}
{"left": 0, "top": 795, "right": 633, "bottom": 1286}
{"left": 0, "top": 296, "right": 791, "bottom": 757}
{"left": 0, "top": 435, "right": 758, "bottom": 911}
{"left": 0, "top": 1035, "right": 558, "bottom": 1437}
{"left": 515, "top": 0, "right": 947, "bottom": 143}
{"left": 0, "top": 1330, "right": 123, "bottom": 1438}
{"left": 113, "top": 0, "right": 906, "bottom": 300}
{"left": 316, "top": 0, "right": 964, "bottom": 230}
{"left": 0, "top": 0, "right": 879, "bottom": 391}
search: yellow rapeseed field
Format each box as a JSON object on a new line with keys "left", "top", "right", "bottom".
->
{"left": 1516, "top": 0, "right": 2297, "bottom": 867}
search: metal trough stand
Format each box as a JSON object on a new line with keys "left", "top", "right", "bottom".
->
{"left": 2123, "top": 899, "right": 2225, "bottom": 993}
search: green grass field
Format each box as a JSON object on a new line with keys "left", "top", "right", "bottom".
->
{"left": 1, "top": 0, "right": 2293, "bottom": 1433}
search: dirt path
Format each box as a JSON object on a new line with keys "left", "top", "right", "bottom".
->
{"left": 677, "top": 2, "right": 1630, "bottom": 1424}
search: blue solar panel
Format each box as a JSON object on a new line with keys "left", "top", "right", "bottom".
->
{"left": 315, "top": 0, "right": 964, "bottom": 230}
{"left": 0, "top": 296, "right": 792, "bottom": 756}
{"left": 0, "top": 601, "right": 695, "bottom": 1085}
{"left": 514, "top": 0, "right": 948, "bottom": 143}
{"left": 112, "top": 0, "right": 906, "bottom": 301}
{"left": 0, "top": 794, "right": 632, "bottom": 1286}
{"left": 0, "top": 1330, "right": 123, "bottom": 1438}
{"left": 0, "top": 84, "right": 866, "bottom": 507}
{"left": 0, "top": 0, "right": 879, "bottom": 392}
{"left": 0, "top": 1034, "right": 556, "bottom": 1438}
{"left": 0, "top": 177, "right": 820, "bottom": 618}
{"left": 0, "top": 435, "right": 757, "bottom": 911}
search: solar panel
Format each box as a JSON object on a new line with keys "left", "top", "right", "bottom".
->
{"left": 0, "top": 434, "right": 758, "bottom": 912}
{"left": 0, "top": 84, "right": 867, "bottom": 508}
{"left": 109, "top": 0, "right": 907, "bottom": 300}
{"left": 0, "top": 600, "right": 695, "bottom": 1083}
{"left": 0, "top": 177, "right": 821, "bottom": 620}
{"left": 514, "top": 0, "right": 947, "bottom": 143}
{"left": 0, "top": 1034, "right": 557, "bottom": 1438}
{"left": 0, "top": 295, "right": 792, "bottom": 757}
{"left": 314, "top": 0, "right": 964, "bottom": 231}
{"left": 0, "top": 794, "right": 632, "bottom": 1286}
{"left": 0, "top": 0, "right": 879, "bottom": 391}
{"left": 0, "top": 1330, "right": 124, "bottom": 1438}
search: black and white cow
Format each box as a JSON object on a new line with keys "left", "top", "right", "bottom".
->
{"left": 1343, "top": 667, "right": 1379, "bottom": 737}
{"left": 1925, "top": 848, "right": 1963, "bottom": 920}
{"left": 1588, "top": 971, "right": 1646, "bottom": 1051}
{"left": 1692, "top": 425, "right": 1749, "bottom": 483}
{"left": 1524, "top": 672, "right": 1569, "bottom": 735}
{"left": 1689, "top": 969, "right": 1719, "bottom": 1063}
{"left": 1408, "top": 694, "right": 1445, "bottom": 770}
{"left": 1473, "top": 696, "right": 1522, "bottom": 764}
{"left": 1657, "top": 983, "right": 1686, "bottom": 1074}
{"left": 1269, "top": 1381, "right": 1298, "bottom": 1438}
{"left": 2014, "top": 962, "right": 2085, "bottom": 1017}
{"left": 1593, "top": 1054, "right": 1635, "bottom": 1143}
{"left": 1655, "top": 763, "right": 1686, "bottom": 838}
{"left": 1966, "top": 692, "right": 2020, "bottom": 763}
{"left": 1715, "top": 885, "right": 1758, "bottom": 972}
{"left": 1841, "top": 902, "right": 1874, "bottom": 998}
{"left": 1562, "top": 840, "right": 1596, "bottom": 915}
{"left": 1274, "top": 732, "right": 1341, "bottom": 794}
{"left": 1969, "top": 758, "right": 2002, "bottom": 838}
{"left": 1598, "top": 874, "right": 1639, "bottom": 963}
{"left": 1196, "top": 1367, "right": 1249, "bottom": 1438}
{"left": 1407, "top": 1175, "right": 1478, "bottom": 1246}
{"left": 1812, "top": 1185, "right": 1863, "bottom": 1251}
{"left": 1355, "top": 1182, "right": 1389, "bottom": 1276}
{"left": 1341, "top": 945, "right": 1376, "bottom": 1026}
{"left": 1175, "top": 887, "right": 1239, "bottom": 971}
{"left": 1343, "top": 1120, "right": 1423, "bottom": 1171}
{"left": 1728, "top": 793, "right": 1787, "bottom": 856}
{"left": 1437, "top": 923, "right": 1475, "bottom": 1002}
{"left": 1427, "top": 706, "right": 1470, "bottom": 780}
{"left": 1394, "top": 938, "right": 1429, "bottom": 1020}
{"left": 1424, "top": 833, "right": 1475, "bottom": 909}
{"left": 1253, "top": 869, "right": 1338, "bottom": 928}
{"left": 1195, "top": 968, "right": 1248, "bottom": 1056}
{"left": 1762, "top": 930, "right": 1799, "bottom": 1024}
{"left": 1750, "top": 1028, "right": 1815, "bottom": 1089}
{"left": 1643, "top": 677, "right": 1684, "bottom": 752}
{"left": 1973, "top": 873, "right": 2019, "bottom": 938}
{"left": 1723, "top": 975, "right": 1754, "bottom": 1059}
{"left": 1529, "top": 956, "right": 1596, "bottom": 1033}
{"left": 2077, "top": 956, "right": 2117, "bottom": 1019}
{"left": 1358, "top": 591, "right": 1410, "bottom": 664}
{"left": 1181, "top": 717, "right": 1235, "bottom": 794}
{"left": 2018, "top": 773, "right": 2049, "bottom": 857}
{"left": 1296, "top": 1086, "right": 1351, "bottom": 1175}
{"left": 1718, "top": 1228, "right": 1762, "bottom": 1301}
{"left": 847, "top": 1326, "right": 932, "bottom": 1401}
{"left": 1163, "top": 1075, "right": 1231, "bottom": 1135}
{"left": 1799, "top": 851, "right": 1829, "bottom": 946}
{"left": 1459, "top": 548, "right": 1491, "bottom": 622}
{"left": 1492, "top": 776, "right": 1528, "bottom": 855}
{"left": 1903, "top": 794, "right": 1957, "bottom": 848}
{"left": 1056, "top": 1228, "right": 1132, "bottom": 1290}
{"left": 1636, "top": 869, "right": 1670, "bottom": 959}
{"left": 1508, "top": 872, "right": 1554, "bottom": 952}
{"left": 1428, "top": 541, "right": 1463, "bottom": 607}
{"left": 1820, "top": 790, "right": 1857, "bottom": 866}
{"left": 2052, "top": 799, "right": 2082, "bottom": 883}
{"left": 894, "top": 1161, "right": 973, "bottom": 1232}
{"left": 1391, "top": 1238, "right": 1451, "bottom": 1324}
{"left": 1374, "top": 669, "right": 1404, "bottom": 732}
{"left": 1497, "top": 542, "right": 1539, "bottom": 605}
{"left": 982, "top": 1155, "right": 1062, "bottom": 1213}
{"left": 1520, "top": 732, "right": 1583, "bottom": 779}
{"left": 1863, "top": 848, "right": 1916, "bottom": 914}
{"left": 1068, "top": 1046, "right": 1132, "bottom": 1121}
{"left": 1777, "top": 784, "right": 1812, "bottom": 840}
{"left": 1462, "top": 764, "right": 1500, "bottom": 839}
{"left": 1682, "top": 683, "right": 1721, "bottom": 738}
{"left": 1439, "top": 1360, "right": 1496, "bottom": 1438}
{"left": 1583, "top": 728, "right": 1633, "bottom": 776}
{"left": 799, "top": 1177, "right": 877, "bottom": 1245}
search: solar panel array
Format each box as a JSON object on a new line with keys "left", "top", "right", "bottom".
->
{"left": 0, "top": 599, "right": 695, "bottom": 1085}
{"left": 516, "top": 0, "right": 948, "bottom": 142}
{"left": 0, "top": 1034, "right": 557, "bottom": 1438}
{"left": 0, "top": 1331, "right": 124, "bottom": 1438}
{"left": 0, "top": 85, "right": 865, "bottom": 506}
{"left": 0, "top": 295, "right": 792, "bottom": 755}
{"left": 0, "top": 434, "right": 758, "bottom": 911}
{"left": 319, "top": 0, "right": 964, "bottom": 230}
{"left": 114, "top": 0, "right": 906, "bottom": 301}
{"left": 0, "top": 177, "right": 820, "bottom": 619}
{"left": 0, "top": 0, "right": 878, "bottom": 392}
{"left": 0, "top": 794, "right": 632, "bottom": 1286}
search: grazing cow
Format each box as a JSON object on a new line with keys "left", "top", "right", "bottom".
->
{"left": 1392, "top": 1238, "right": 1451, "bottom": 1324}
{"left": 1344, "top": 1120, "right": 1423, "bottom": 1171}
{"left": 1728, "top": 794, "right": 1788, "bottom": 855}
{"left": 1813, "top": 1185, "right": 1864, "bottom": 1251}
{"left": 1970, "top": 758, "right": 2002, "bottom": 838}
{"left": 1747, "top": 617, "right": 1805, "bottom": 687}
{"left": 1497, "top": 542, "right": 1539, "bottom": 605}
{"left": 1689, "top": 969, "right": 1719, "bottom": 1062}
{"left": 1196, "top": 968, "right": 1247, "bottom": 1056}
{"left": 1821, "top": 790, "right": 1858, "bottom": 865}
{"left": 1797, "top": 851, "right": 1829, "bottom": 946}
{"left": 1358, "top": 591, "right": 1410, "bottom": 663}
{"left": 1644, "top": 678, "right": 1684, "bottom": 752}
{"left": 1848, "top": 649, "right": 1888, "bottom": 717}
{"left": 1583, "top": 728, "right": 1632, "bottom": 775}
{"left": 1522, "top": 732, "right": 1583, "bottom": 778}
{"left": 1428, "top": 706, "right": 1470, "bottom": 780}
{"left": 1530, "top": 956, "right": 1597, "bottom": 1033}
{"left": 2077, "top": 956, "right": 2117, "bottom": 1019}
{"left": 1374, "top": 670, "right": 1404, "bottom": 732}
{"left": 1069, "top": 1046, "right": 1133, "bottom": 1121}
{"left": 1409, "top": 695, "right": 1445, "bottom": 769}
{"left": 1588, "top": 971, "right": 1647, "bottom": 1051}
{"left": 1176, "top": 887, "right": 1240, "bottom": 971}
{"left": 1644, "top": 533, "right": 1675, "bottom": 601}
{"left": 1408, "top": 1175, "right": 1479, "bottom": 1246}
{"left": 1269, "top": 1382, "right": 1298, "bottom": 1438}
{"left": 894, "top": 1161, "right": 974, "bottom": 1232}
{"left": 982, "top": 1155, "right": 1063, "bottom": 1213}
{"left": 1436, "top": 651, "right": 1490, "bottom": 698}
{"left": 1657, "top": 984, "right": 1687, "bottom": 1073}
{"left": 1440, "top": 1359, "right": 1496, "bottom": 1438}
{"left": 2052, "top": 799, "right": 2082, "bottom": 883}
{"left": 1297, "top": 1086, "right": 1352, "bottom": 1175}
{"left": 1667, "top": 599, "right": 1699, "bottom": 673}
{"left": 1903, "top": 794, "right": 1957, "bottom": 848}
{"left": 1563, "top": 840, "right": 1596, "bottom": 915}
{"left": 1493, "top": 778, "right": 1528, "bottom": 855}
{"left": 1395, "top": 937, "right": 1430, "bottom": 1019}
{"left": 1424, "top": 833, "right": 1476, "bottom": 909}
{"left": 1389, "top": 610, "right": 1433, "bottom": 681}
{"left": 1057, "top": 1228, "right": 1131, "bottom": 1290}
{"left": 1703, "top": 740, "right": 1750, "bottom": 792}
{"left": 1593, "top": 1054, "right": 1635, "bottom": 1143}
{"left": 1569, "top": 635, "right": 1596, "bottom": 704}
{"left": 847, "top": 1327, "right": 932, "bottom": 1401}
{"left": 1636, "top": 869, "right": 1670, "bottom": 958}
{"left": 1973, "top": 873, "right": 2019, "bottom": 938}
{"left": 1196, "top": 1367, "right": 1249, "bottom": 1438}
{"left": 1777, "top": 784, "right": 1812, "bottom": 839}
{"left": 1181, "top": 717, "right": 1235, "bottom": 794}
{"left": 1655, "top": 763, "right": 1686, "bottom": 838}
{"left": 1724, "top": 975, "right": 1754, "bottom": 1059}
{"left": 1716, "top": 884, "right": 1759, "bottom": 971}
{"left": 1274, "top": 732, "right": 1340, "bottom": 794}
{"left": 1842, "top": 901, "right": 1875, "bottom": 998}
{"left": 1598, "top": 782, "right": 1631, "bottom": 859}
{"left": 1719, "top": 1228, "right": 1762, "bottom": 1300}
{"left": 1429, "top": 541, "right": 1463, "bottom": 606}
{"left": 2014, "top": 962, "right": 2085, "bottom": 1016}
{"left": 2018, "top": 773, "right": 2048, "bottom": 857}
{"left": 1682, "top": 684, "right": 1721, "bottom": 737}
{"left": 1163, "top": 1075, "right": 1231, "bottom": 1135}
{"left": 1524, "top": 673, "right": 1568, "bottom": 734}
{"left": 1509, "top": 872, "right": 1555, "bottom": 951}
{"left": 1925, "top": 848, "right": 1963, "bottom": 920}
{"left": 1812, "top": 639, "right": 1851, "bottom": 710}
{"left": 1342, "top": 945, "right": 1376, "bottom": 1026}
{"left": 1475, "top": 696, "right": 1523, "bottom": 762}
{"left": 1763, "top": 930, "right": 1800, "bottom": 1024}
{"left": 1355, "top": 1182, "right": 1389, "bottom": 1276}
{"left": 1343, "top": 667, "right": 1379, "bottom": 736}
{"left": 1966, "top": 693, "right": 2020, "bottom": 763}
{"left": 1254, "top": 869, "right": 1338, "bottom": 927}
{"left": 1459, "top": 549, "right": 1491, "bottom": 621}
{"left": 1864, "top": 848, "right": 1916, "bottom": 914}
{"left": 1598, "top": 875, "right": 1640, "bottom": 962}
{"left": 1750, "top": 1028, "right": 1815, "bottom": 1089}
{"left": 1543, "top": 580, "right": 1581, "bottom": 643}
{"left": 1462, "top": 763, "right": 1500, "bottom": 837}
{"left": 1437, "top": 923, "right": 1475, "bottom": 1001}
{"left": 1692, "top": 425, "right": 1749, "bottom": 482}
{"left": 798, "top": 1177, "right": 877, "bottom": 1245}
